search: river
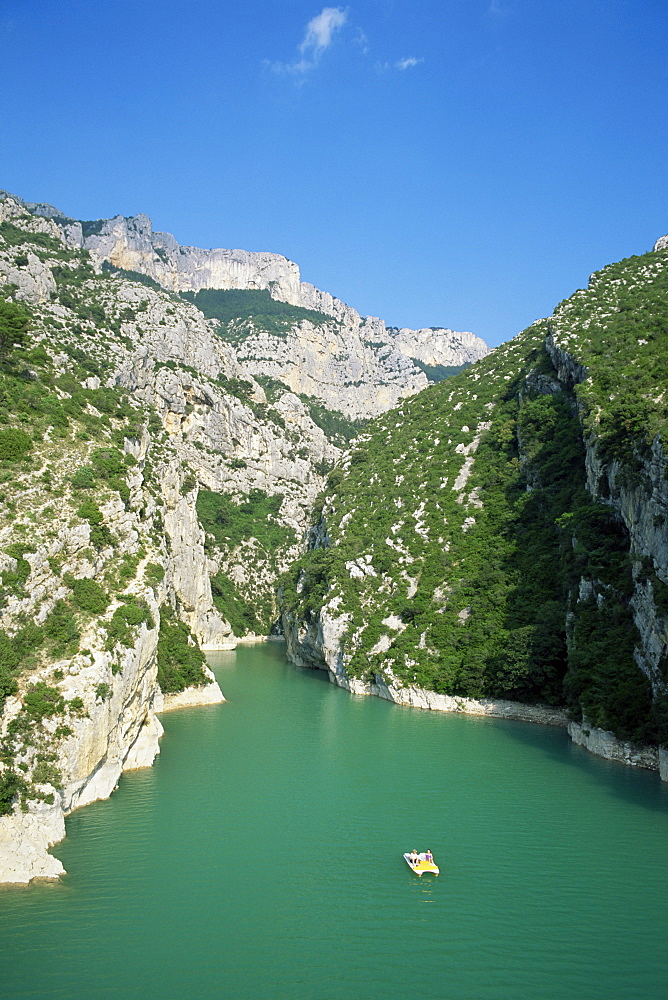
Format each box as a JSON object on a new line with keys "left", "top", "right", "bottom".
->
{"left": 1, "top": 642, "right": 667, "bottom": 999}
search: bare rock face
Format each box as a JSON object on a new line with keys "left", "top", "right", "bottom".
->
{"left": 229, "top": 318, "right": 430, "bottom": 420}
{"left": 0, "top": 250, "right": 56, "bottom": 305}
{"left": 72, "top": 213, "right": 305, "bottom": 302}
{"left": 160, "top": 463, "right": 231, "bottom": 649}
{"left": 0, "top": 198, "right": 58, "bottom": 304}
{"left": 384, "top": 327, "right": 489, "bottom": 367}
{"left": 0, "top": 409, "right": 228, "bottom": 881}
{"left": 50, "top": 209, "right": 488, "bottom": 417}
{"left": 568, "top": 720, "right": 661, "bottom": 773}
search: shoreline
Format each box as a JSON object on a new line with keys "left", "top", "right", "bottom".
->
{"left": 240, "top": 634, "right": 668, "bottom": 780}
{"left": 323, "top": 667, "right": 668, "bottom": 780}
{"left": 0, "top": 675, "right": 225, "bottom": 886}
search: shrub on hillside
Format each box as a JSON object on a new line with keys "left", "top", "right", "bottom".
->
{"left": 156, "top": 605, "right": 208, "bottom": 692}
{"left": 70, "top": 577, "right": 109, "bottom": 615}
{"left": 0, "top": 428, "right": 32, "bottom": 461}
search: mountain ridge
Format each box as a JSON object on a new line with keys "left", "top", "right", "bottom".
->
{"left": 0, "top": 189, "right": 489, "bottom": 421}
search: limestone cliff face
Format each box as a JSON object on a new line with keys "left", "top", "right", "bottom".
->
{"left": 4, "top": 193, "right": 490, "bottom": 419}
{"left": 382, "top": 326, "right": 489, "bottom": 368}
{"left": 0, "top": 463, "right": 226, "bottom": 882}
{"left": 0, "top": 392, "right": 228, "bottom": 881}
{"left": 227, "top": 318, "right": 430, "bottom": 420}
{"left": 41, "top": 207, "right": 488, "bottom": 417}
{"left": 546, "top": 329, "right": 668, "bottom": 706}
{"left": 70, "top": 213, "right": 306, "bottom": 304}
{"left": 0, "top": 194, "right": 341, "bottom": 882}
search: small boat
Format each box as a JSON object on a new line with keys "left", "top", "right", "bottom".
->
{"left": 403, "top": 852, "right": 439, "bottom": 876}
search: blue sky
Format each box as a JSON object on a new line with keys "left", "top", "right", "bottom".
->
{"left": 1, "top": 0, "right": 666, "bottom": 347}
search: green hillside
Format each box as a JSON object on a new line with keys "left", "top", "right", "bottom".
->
{"left": 282, "top": 246, "right": 668, "bottom": 746}
{"left": 181, "top": 288, "right": 335, "bottom": 343}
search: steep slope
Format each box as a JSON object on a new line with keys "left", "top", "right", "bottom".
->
{"left": 2, "top": 193, "right": 489, "bottom": 419}
{"left": 0, "top": 193, "right": 338, "bottom": 881}
{"left": 282, "top": 241, "right": 668, "bottom": 776}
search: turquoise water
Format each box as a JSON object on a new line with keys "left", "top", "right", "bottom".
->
{"left": 1, "top": 642, "right": 667, "bottom": 1000}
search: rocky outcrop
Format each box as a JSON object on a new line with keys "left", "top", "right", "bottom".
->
{"left": 2, "top": 200, "right": 487, "bottom": 414}
{"left": 159, "top": 462, "right": 231, "bottom": 649}
{"left": 62, "top": 210, "right": 488, "bottom": 416}
{"left": 3, "top": 192, "right": 490, "bottom": 418}
{"left": 568, "top": 720, "right": 665, "bottom": 774}
{"left": 0, "top": 431, "right": 227, "bottom": 882}
{"left": 383, "top": 326, "right": 488, "bottom": 368}
{"left": 284, "top": 605, "right": 567, "bottom": 726}
{"left": 0, "top": 800, "right": 66, "bottom": 883}
{"left": 73, "top": 213, "right": 306, "bottom": 304}
{"left": 547, "top": 324, "right": 668, "bottom": 706}
{"left": 229, "top": 318, "right": 431, "bottom": 420}
{"left": 155, "top": 665, "right": 225, "bottom": 711}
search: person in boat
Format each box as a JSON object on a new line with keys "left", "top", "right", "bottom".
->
{"left": 409, "top": 850, "right": 420, "bottom": 866}
{"left": 424, "top": 850, "right": 433, "bottom": 864}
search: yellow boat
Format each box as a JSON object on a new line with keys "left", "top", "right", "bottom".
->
{"left": 403, "top": 852, "right": 439, "bottom": 876}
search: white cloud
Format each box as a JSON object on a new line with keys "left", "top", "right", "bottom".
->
{"left": 300, "top": 7, "right": 348, "bottom": 58}
{"left": 272, "top": 6, "right": 348, "bottom": 75}
{"left": 376, "top": 56, "right": 424, "bottom": 73}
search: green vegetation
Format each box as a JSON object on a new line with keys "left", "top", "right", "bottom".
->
{"left": 103, "top": 596, "right": 155, "bottom": 652}
{"left": 0, "top": 427, "right": 32, "bottom": 460}
{"left": 80, "top": 445, "right": 136, "bottom": 502}
{"left": 69, "top": 577, "right": 109, "bottom": 615}
{"left": 0, "top": 769, "right": 24, "bottom": 816}
{"left": 197, "top": 488, "right": 288, "bottom": 552}
{"left": 181, "top": 288, "right": 335, "bottom": 342}
{"left": 0, "top": 297, "right": 29, "bottom": 363}
{"left": 208, "top": 571, "right": 265, "bottom": 637}
{"left": 253, "top": 375, "right": 290, "bottom": 402}
{"left": 409, "top": 359, "right": 471, "bottom": 383}
{"left": 0, "top": 221, "right": 65, "bottom": 257}
{"left": 145, "top": 562, "right": 165, "bottom": 589}
{"left": 283, "top": 244, "right": 668, "bottom": 747}
{"left": 238, "top": 375, "right": 366, "bottom": 447}
{"left": 552, "top": 249, "right": 668, "bottom": 461}
{"left": 23, "top": 681, "right": 66, "bottom": 722}
{"left": 0, "top": 630, "right": 22, "bottom": 712}
{"left": 77, "top": 499, "right": 114, "bottom": 550}
{"left": 81, "top": 220, "right": 106, "bottom": 238}
{"left": 197, "top": 488, "right": 297, "bottom": 635}
{"left": 0, "top": 608, "right": 83, "bottom": 717}
{"left": 297, "top": 394, "right": 368, "bottom": 446}
{"left": 156, "top": 605, "right": 208, "bottom": 693}
{"left": 216, "top": 375, "right": 255, "bottom": 400}
{"left": 101, "top": 260, "right": 162, "bottom": 291}
{"left": 42, "top": 600, "right": 80, "bottom": 658}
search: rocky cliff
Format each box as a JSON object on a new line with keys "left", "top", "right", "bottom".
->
{"left": 0, "top": 193, "right": 342, "bottom": 882}
{"left": 2, "top": 193, "right": 489, "bottom": 419}
{"left": 281, "top": 241, "right": 668, "bottom": 780}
